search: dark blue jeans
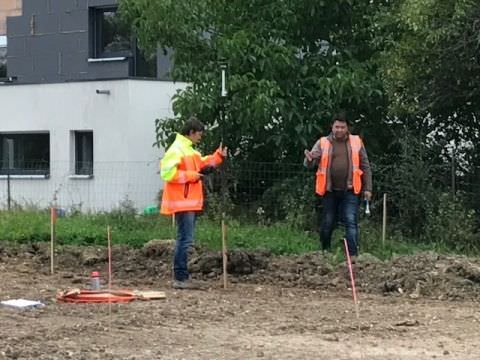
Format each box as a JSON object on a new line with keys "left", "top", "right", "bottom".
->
{"left": 319, "top": 190, "right": 360, "bottom": 256}
{"left": 173, "top": 211, "right": 197, "bottom": 281}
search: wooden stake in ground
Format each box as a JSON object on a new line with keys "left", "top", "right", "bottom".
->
{"left": 222, "top": 217, "right": 228, "bottom": 289}
{"left": 171, "top": 215, "right": 176, "bottom": 280}
{"left": 382, "top": 193, "right": 387, "bottom": 247}
{"left": 106, "top": 225, "right": 112, "bottom": 353}
{"left": 50, "top": 207, "right": 56, "bottom": 275}
{"left": 343, "top": 238, "right": 360, "bottom": 320}
{"left": 107, "top": 225, "right": 112, "bottom": 289}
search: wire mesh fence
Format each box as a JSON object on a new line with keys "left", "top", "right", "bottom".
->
{"left": 0, "top": 159, "right": 479, "bottom": 230}
{"left": 0, "top": 160, "right": 161, "bottom": 213}
{"left": 201, "top": 160, "right": 317, "bottom": 227}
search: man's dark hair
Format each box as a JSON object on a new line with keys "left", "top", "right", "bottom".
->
{"left": 180, "top": 116, "right": 205, "bottom": 136}
{"left": 332, "top": 110, "right": 349, "bottom": 126}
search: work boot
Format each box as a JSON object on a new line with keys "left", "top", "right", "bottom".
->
{"left": 172, "top": 279, "right": 206, "bottom": 290}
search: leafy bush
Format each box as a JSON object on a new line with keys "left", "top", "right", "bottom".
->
{"left": 423, "top": 192, "right": 479, "bottom": 252}
{"left": 374, "top": 130, "right": 446, "bottom": 237}
{"left": 260, "top": 176, "right": 316, "bottom": 229}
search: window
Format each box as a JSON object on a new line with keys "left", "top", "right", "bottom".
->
{"left": 0, "top": 133, "right": 50, "bottom": 175}
{"left": 133, "top": 48, "right": 157, "bottom": 78}
{"left": 74, "top": 131, "right": 93, "bottom": 175}
{"left": 0, "top": 35, "right": 6, "bottom": 78}
{"left": 89, "top": 7, "right": 157, "bottom": 77}
{"left": 90, "top": 7, "right": 132, "bottom": 58}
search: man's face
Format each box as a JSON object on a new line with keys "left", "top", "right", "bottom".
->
{"left": 332, "top": 120, "right": 348, "bottom": 140}
{"left": 189, "top": 130, "right": 203, "bottom": 145}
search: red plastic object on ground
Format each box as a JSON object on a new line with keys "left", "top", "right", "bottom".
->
{"left": 57, "top": 288, "right": 137, "bottom": 303}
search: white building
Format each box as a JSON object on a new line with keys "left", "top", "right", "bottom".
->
{"left": 0, "top": 80, "right": 184, "bottom": 211}
{"left": 0, "top": 0, "right": 182, "bottom": 211}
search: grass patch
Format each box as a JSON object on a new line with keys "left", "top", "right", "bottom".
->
{"left": 0, "top": 210, "right": 173, "bottom": 247}
{"left": 196, "top": 220, "right": 318, "bottom": 255}
{"left": 0, "top": 210, "right": 467, "bottom": 259}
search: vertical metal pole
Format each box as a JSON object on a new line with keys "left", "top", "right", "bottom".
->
{"left": 221, "top": 67, "right": 227, "bottom": 98}
{"left": 220, "top": 62, "right": 228, "bottom": 289}
{"left": 382, "top": 193, "right": 387, "bottom": 246}
{"left": 6, "top": 138, "right": 14, "bottom": 211}
{"left": 451, "top": 150, "right": 456, "bottom": 197}
{"left": 7, "top": 170, "right": 11, "bottom": 211}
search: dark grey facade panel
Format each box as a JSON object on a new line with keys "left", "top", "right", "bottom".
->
{"left": 6, "top": 16, "right": 31, "bottom": 38}
{"left": 5, "top": 0, "right": 173, "bottom": 84}
{"left": 23, "top": 33, "right": 88, "bottom": 57}
{"left": 74, "top": 0, "right": 89, "bottom": 10}
{"left": 50, "top": 0, "right": 77, "bottom": 13}
{"left": 87, "top": 60, "right": 129, "bottom": 78}
{"left": 34, "top": 14, "right": 60, "bottom": 35}
{"left": 58, "top": 10, "right": 88, "bottom": 33}
{"left": 26, "top": 34, "right": 62, "bottom": 56}
{"left": 33, "top": 53, "right": 60, "bottom": 76}
{"left": 57, "top": 32, "right": 89, "bottom": 53}
{"left": 6, "top": 56, "right": 34, "bottom": 79}
{"left": 22, "top": 0, "right": 49, "bottom": 15}
{"left": 62, "top": 51, "right": 88, "bottom": 75}
{"left": 6, "top": 36, "right": 27, "bottom": 58}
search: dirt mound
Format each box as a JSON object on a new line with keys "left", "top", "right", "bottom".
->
{"left": 359, "top": 252, "right": 480, "bottom": 300}
{"left": 1, "top": 240, "right": 480, "bottom": 300}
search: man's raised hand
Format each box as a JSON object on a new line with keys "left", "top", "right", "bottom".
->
{"left": 218, "top": 142, "right": 228, "bottom": 157}
{"left": 304, "top": 149, "right": 313, "bottom": 162}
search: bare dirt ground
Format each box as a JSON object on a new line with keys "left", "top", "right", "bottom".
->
{"left": 1, "top": 241, "right": 480, "bottom": 360}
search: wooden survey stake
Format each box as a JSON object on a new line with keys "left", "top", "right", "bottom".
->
{"left": 222, "top": 218, "right": 228, "bottom": 289}
{"left": 50, "top": 207, "right": 56, "bottom": 274}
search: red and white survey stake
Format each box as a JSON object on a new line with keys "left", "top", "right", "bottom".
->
{"left": 107, "top": 226, "right": 112, "bottom": 290}
{"left": 343, "top": 238, "right": 360, "bottom": 320}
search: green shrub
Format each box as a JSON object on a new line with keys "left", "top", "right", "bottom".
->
{"left": 423, "top": 192, "right": 480, "bottom": 252}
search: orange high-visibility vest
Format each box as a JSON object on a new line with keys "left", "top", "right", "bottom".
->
{"left": 315, "top": 135, "right": 363, "bottom": 196}
{"left": 160, "top": 133, "right": 223, "bottom": 215}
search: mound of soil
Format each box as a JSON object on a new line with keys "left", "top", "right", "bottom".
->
{"left": 1, "top": 240, "right": 480, "bottom": 300}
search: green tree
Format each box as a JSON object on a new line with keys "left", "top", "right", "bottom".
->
{"left": 376, "top": 0, "right": 480, "bottom": 143}
{"left": 120, "top": 0, "right": 386, "bottom": 162}
{"left": 374, "top": 0, "right": 480, "bottom": 221}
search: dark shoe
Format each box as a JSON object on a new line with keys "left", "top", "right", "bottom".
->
{"left": 172, "top": 279, "right": 205, "bottom": 290}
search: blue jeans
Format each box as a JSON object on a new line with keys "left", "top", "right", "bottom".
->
{"left": 319, "top": 190, "right": 360, "bottom": 256}
{"left": 173, "top": 211, "right": 197, "bottom": 281}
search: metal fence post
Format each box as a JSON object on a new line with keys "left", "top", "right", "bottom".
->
{"left": 382, "top": 193, "right": 387, "bottom": 246}
{"left": 7, "top": 168, "right": 11, "bottom": 211}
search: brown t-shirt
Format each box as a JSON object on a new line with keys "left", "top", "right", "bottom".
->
{"left": 330, "top": 138, "right": 349, "bottom": 191}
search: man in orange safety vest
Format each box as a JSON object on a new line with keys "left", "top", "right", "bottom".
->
{"left": 304, "top": 111, "right": 372, "bottom": 261}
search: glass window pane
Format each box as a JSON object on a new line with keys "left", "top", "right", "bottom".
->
{"left": 0, "top": 35, "right": 6, "bottom": 78}
{"left": 0, "top": 133, "right": 50, "bottom": 175}
{"left": 75, "top": 131, "right": 93, "bottom": 175}
{"left": 101, "top": 10, "right": 131, "bottom": 54}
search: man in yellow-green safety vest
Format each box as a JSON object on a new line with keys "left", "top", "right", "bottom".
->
{"left": 160, "top": 116, "right": 227, "bottom": 289}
